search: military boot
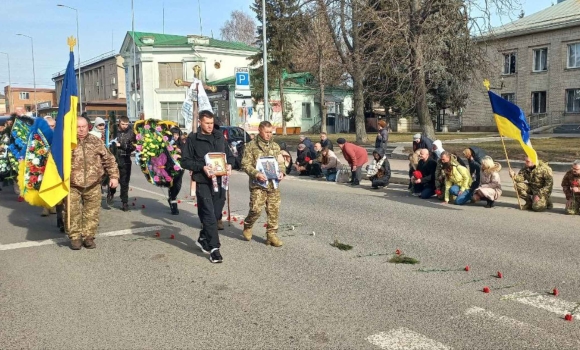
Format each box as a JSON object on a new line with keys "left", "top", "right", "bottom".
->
{"left": 121, "top": 202, "right": 130, "bottom": 212}
{"left": 217, "top": 220, "right": 224, "bottom": 230}
{"left": 522, "top": 200, "right": 532, "bottom": 210}
{"left": 83, "top": 237, "right": 96, "bottom": 249}
{"left": 70, "top": 239, "right": 82, "bottom": 250}
{"left": 242, "top": 226, "right": 252, "bottom": 241}
{"left": 266, "top": 233, "right": 283, "bottom": 247}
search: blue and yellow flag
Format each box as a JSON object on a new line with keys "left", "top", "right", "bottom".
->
{"left": 485, "top": 81, "right": 538, "bottom": 165}
{"left": 39, "top": 38, "right": 78, "bottom": 207}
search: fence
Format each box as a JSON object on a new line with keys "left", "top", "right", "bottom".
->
{"left": 527, "top": 111, "right": 563, "bottom": 130}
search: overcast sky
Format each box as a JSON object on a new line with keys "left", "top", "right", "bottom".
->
{"left": 0, "top": 0, "right": 548, "bottom": 90}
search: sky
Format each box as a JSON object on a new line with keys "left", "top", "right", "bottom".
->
{"left": 0, "top": 0, "right": 549, "bottom": 90}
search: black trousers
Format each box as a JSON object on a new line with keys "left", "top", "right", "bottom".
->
{"left": 351, "top": 167, "right": 362, "bottom": 184}
{"left": 307, "top": 163, "right": 322, "bottom": 176}
{"left": 109, "top": 156, "right": 132, "bottom": 203}
{"left": 168, "top": 171, "right": 184, "bottom": 200}
{"left": 196, "top": 180, "right": 226, "bottom": 250}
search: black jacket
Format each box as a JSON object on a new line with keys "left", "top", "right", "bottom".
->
{"left": 302, "top": 138, "right": 316, "bottom": 157}
{"left": 296, "top": 149, "right": 312, "bottom": 166}
{"left": 370, "top": 148, "right": 391, "bottom": 185}
{"left": 116, "top": 127, "right": 136, "bottom": 158}
{"left": 321, "top": 138, "right": 333, "bottom": 151}
{"left": 412, "top": 135, "right": 433, "bottom": 153}
{"left": 417, "top": 157, "right": 438, "bottom": 189}
{"left": 180, "top": 128, "right": 235, "bottom": 184}
{"left": 375, "top": 129, "right": 389, "bottom": 150}
{"left": 467, "top": 146, "right": 486, "bottom": 191}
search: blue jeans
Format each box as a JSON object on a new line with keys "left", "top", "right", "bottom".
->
{"left": 323, "top": 169, "right": 337, "bottom": 182}
{"left": 420, "top": 187, "right": 435, "bottom": 199}
{"left": 449, "top": 185, "right": 472, "bottom": 205}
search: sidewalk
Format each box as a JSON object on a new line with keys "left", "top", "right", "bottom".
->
{"left": 328, "top": 152, "right": 568, "bottom": 204}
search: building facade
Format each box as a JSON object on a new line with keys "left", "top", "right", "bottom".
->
{"left": 462, "top": 0, "right": 580, "bottom": 131}
{"left": 2, "top": 86, "right": 56, "bottom": 116}
{"left": 53, "top": 51, "right": 127, "bottom": 120}
{"left": 119, "top": 32, "right": 258, "bottom": 124}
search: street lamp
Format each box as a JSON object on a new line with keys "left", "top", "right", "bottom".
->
{"left": 16, "top": 34, "right": 37, "bottom": 115}
{"left": 0, "top": 52, "right": 12, "bottom": 113}
{"left": 57, "top": 4, "right": 83, "bottom": 113}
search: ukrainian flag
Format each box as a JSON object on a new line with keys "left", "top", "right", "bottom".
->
{"left": 488, "top": 89, "right": 538, "bottom": 165}
{"left": 39, "top": 43, "right": 78, "bottom": 207}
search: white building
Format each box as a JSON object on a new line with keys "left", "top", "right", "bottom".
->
{"left": 119, "top": 31, "right": 257, "bottom": 125}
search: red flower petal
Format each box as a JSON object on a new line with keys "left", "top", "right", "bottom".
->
{"left": 170, "top": 234, "right": 175, "bottom": 239}
{"left": 233, "top": 217, "right": 237, "bottom": 222}
{"left": 194, "top": 203, "right": 198, "bottom": 207}
{"left": 223, "top": 211, "right": 227, "bottom": 215}
{"left": 132, "top": 202, "right": 135, "bottom": 206}
{"left": 464, "top": 266, "right": 470, "bottom": 272}
{"left": 155, "top": 232, "right": 160, "bottom": 237}
{"left": 395, "top": 249, "right": 402, "bottom": 256}
{"left": 483, "top": 287, "right": 491, "bottom": 293}
{"left": 553, "top": 288, "right": 559, "bottom": 297}
{"left": 177, "top": 200, "right": 181, "bottom": 204}
{"left": 564, "top": 314, "right": 573, "bottom": 321}
{"left": 263, "top": 223, "right": 268, "bottom": 227}
{"left": 497, "top": 272, "right": 503, "bottom": 279}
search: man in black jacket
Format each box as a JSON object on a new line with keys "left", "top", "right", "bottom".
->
{"left": 413, "top": 149, "right": 438, "bottom": 199}
{"left": 320, "top": 132, "right": 333, "bottom": 151}
{"left": 181, "top": 111, "right": 235, "bottom": 264}
{"left": 107, "top": 116, "right": 136, "bottom": 211}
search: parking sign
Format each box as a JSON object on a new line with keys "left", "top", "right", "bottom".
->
{"left": 235, "top": 67, "right": 250, "bottom": 90}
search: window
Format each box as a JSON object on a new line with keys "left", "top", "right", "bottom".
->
{"left": 533, "top": 48, "right": 548, "bottom": 72}
{"left": 501, "top": 93, "right": 516, "bottom": 103}
{"left": 19, "top": 92, "right": 29, "bottom": 100}
{"left": 568, "top": 43, "right": 580, "bottom": 68}
{"left": 158, "top": 63, "right": 183, "bottom": 89}
{"left": 531, "top": 91, "right": 547, "bottom": 114}
{"left": 566, "top": 89, "right": 580, "bottom": 113}
{"left": 302, "top": 102, "right": 312, "bottom": 119}
{"left": 502, "top": 52, "right": 517, "bottom": 74}
{"left": 160, "top": 102, "right": 184, "bottom": 127}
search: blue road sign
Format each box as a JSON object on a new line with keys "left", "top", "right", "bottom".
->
{"left": 236, "top": 72, "right": 250, "bottom": 87}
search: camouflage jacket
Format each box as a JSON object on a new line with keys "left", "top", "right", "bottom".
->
{"left": 241, "top": 135, "right": 285, "bottom": 189}
{"left": 561, "top": 169, "right": 580, "bottom": 200}
{"left": 71, "top": 133, "right": 120, "bottom": 189}
{"left": 513, "top": 161, "right": 553, "bottom": 198}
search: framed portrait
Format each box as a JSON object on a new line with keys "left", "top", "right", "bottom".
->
{"left": 257, "top": 156, "right": 280, "bottom": 180}
{"left": 204, "top": 152, "right": 227, "bottom": 176}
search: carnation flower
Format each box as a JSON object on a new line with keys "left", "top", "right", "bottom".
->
{"left": 164, "top": 176, "right": 172, "bottom": 182}
{"left": 136, "top": 134, "right": 142, "bottom": 140}
{"left": 153, "top": 176, "right": 159, "bottom": 182}
{"left": 167, "top": 145, "right": 174, "bottom": 152}
{"left": 156, "top": 126, "right": 162, "bottom": 132}
{"left": 136, "top": 145, "right": 143, "bottom": 152}
{"left": 144, "top": 124, "right": 151, "bottom": 130}
{"left": 32, "top": 158, "right": 40, "bottom": 165}
{"left": 163, "top": 136, "right": 169, "bottom": 142}
{"left": 173, "top": 164, "right": 181, "bottom": 171}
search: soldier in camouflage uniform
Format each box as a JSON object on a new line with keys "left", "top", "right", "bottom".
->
{"left": 561, "top": 160, "right": 580, "bottom": 215}
{"left": 241, "top": 121, "right": 286, "bottom": 247}
{"left": 65, "top": 116, "right": 120, "bottom": 250}
{"left": 509, "top": 157, "right": 553, "bottom": 212}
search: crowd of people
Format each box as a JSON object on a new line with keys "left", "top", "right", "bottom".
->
{"left": 1, "top": 113, "right": 579, "bottom": 263}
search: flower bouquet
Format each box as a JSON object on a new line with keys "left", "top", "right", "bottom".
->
{"left": 18, "top": 118, "right": 53, "bottom": 207}
{"left": 7, "top": 117, "right": 35, "bottom": 171}
{"left": 133, "top": 119, "right": 183, "bottom": 187}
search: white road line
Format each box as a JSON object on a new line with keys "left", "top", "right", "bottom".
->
{"left": 465, "top": 306, "right": 542, "bottom": 331}
{"left": 0, "top": 226, "right": 165, "bottom": 251}
{"left": 367, "top": 327, "right": 451, "bottom": 350}
{"left": 501, "top": 290, "right": 578, "bottom": 316}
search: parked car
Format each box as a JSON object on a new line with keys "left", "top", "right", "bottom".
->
{"left": 220, "top": 126, "right": 252, "bottom": 169}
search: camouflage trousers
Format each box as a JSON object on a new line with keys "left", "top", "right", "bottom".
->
{"left": 515, "top": 182, "right": 552, "bottom": 212}
{"left": 565, "top": 195, "right": 580, "bottom": 215}
{"left": 64, "top": 183, "right": 102, "bottom": 240}
{"left": 244, "top": 186, "right": 281, "bottom": 234}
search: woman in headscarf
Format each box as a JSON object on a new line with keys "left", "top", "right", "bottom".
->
{"left": 278, "top": 142, "right": 293, "bottom": 175}
{"left": 472, "top": 156, "right": 502, "bottom": 208}
{"left": 320, "top": 146, "right": 339, "bottom": 181}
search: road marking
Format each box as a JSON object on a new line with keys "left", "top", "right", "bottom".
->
{"left": 465, "top": 306, "right": 541, "bottom": 331}
{"left": 367, "top": 327, "right": 451, "bottom": 350}
{"left": 501, "top": 290, "right": 578, "bottom": 316}
{"left": 0, "top": 226, "right": 165, "bottom": 251}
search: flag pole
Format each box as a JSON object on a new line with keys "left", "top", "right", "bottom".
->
{"left": 190, "top": 82, "right": 199, "bottom": 199}
{"left": 499, "top": 129, "right": 523, "bottom": 210}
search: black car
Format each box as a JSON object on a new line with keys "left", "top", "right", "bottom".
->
{"left": 220, "top": 126, "right": 252, "bottom": 169}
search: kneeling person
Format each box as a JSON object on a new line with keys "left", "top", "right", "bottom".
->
{"left": 561, "top": 160, "right": 580, "bottom": 215}
{"left": 509, "top": 157, "right": 553, "bottom": 211}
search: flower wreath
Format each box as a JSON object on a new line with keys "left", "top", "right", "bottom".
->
{"left": 0, "top": 138, "right": 17, "bottom": 180}
{"left": 133, "top": 119, "right": 183, "bottom": 188}
{"left": 7, "top": 117, "right": 34, "bottom": 170}
{"left": 18, "top": 118, "right": 53, "bottom": 207}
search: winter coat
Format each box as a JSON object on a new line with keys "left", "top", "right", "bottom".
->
{"left": 375, "top": 129, "right": 388, "bottom": 150}
{"left": 417, "top": 157, "right": 437, "bottom": 189}
{"left": 412, "top": 135, "right": 433, "bottom": 153}
{"left": 181, "top": 128, "right": 235, "bottom": 185}
{"left": 321, "top": 150, "right": 339, "bottom": 170}
{"left": 301, "top": 138, "right": 316, "bottom": 158}
{"left": 561, "top": 169, "right": 580, "bottom": 200}
{"left": 369, "top": 148, "right": 391, "bottom": 185}
{"left": 444, "top": 163, "right": 472, "bottom": 202}
{"left": 476, "top": 162, "right": 502, "bottom": 201}
{"left": 296, "top": 149, "right": 312, "bottom": 166}
{"left": 321, "top": 138, "right": 333, "bottom": 151}
{"left": 115, "top": 127, "right": 136, "bottom": 158}
{"left": 342, "top": 142, "right": 367, "bottom": 168}
{"left": 71, "top": 133, "right": 119, "bottom": 189}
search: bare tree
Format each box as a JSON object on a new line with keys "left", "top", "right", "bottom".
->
{"left": 292, "top": 4, "right": 344, "bottom": 133}
{"left": 220, "top": 10, "right": 257, "bottom": 46}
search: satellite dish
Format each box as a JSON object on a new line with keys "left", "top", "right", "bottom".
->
{"left": 131, "top": 92, "right": 141, "bottom": 101}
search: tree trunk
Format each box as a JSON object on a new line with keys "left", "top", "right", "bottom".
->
{"left": 320, "top": 83, "right": 327, "bottom": 134}
{"left": 353, "top": 68, "right": 368, "bottom": 144}
{"left": 409, "top": 0, "right": 436, "bottom": 139}
{"left": 280, "top": 73, "right": 287, "bottom": 136}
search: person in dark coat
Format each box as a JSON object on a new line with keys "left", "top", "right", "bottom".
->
{"left": 413, "top": 149, "right": 438, "bottom": 199}
{"left": 167, "top": 126, "right": 185, "bottom": 215}
{"left": 299, "top": 135, "right": 316, "bottom": 157}
{"left": 375, "top": 120, "right": 389, "bottom": 151}
{"left": 180, "top": 110, "right": 235, "bottom": 264}
{"left": 368, "top": 148, "right": 391, "bottom": 189}
{"left": 320, "top": 132, "right": 333, "bottom": 151}
{"left": 463, "top": 146, "right": 486, "bottom": 196}
{"left": 412, "top": 133, "right": 433, "bottom": 153}
{"left": 293, "top": 143, "right": 311, "bottom": 175}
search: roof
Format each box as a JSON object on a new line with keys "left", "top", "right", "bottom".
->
{"left": 7, "top": 87, "right": 55, "bottom": 93}
{"left": 128, "top": 31, "right": 258, "bottom": 52}
{"left": 489, "top": 0, "right": 580, "bottom": 39}
{"left": 207, "top": 76, "right": 236, "bottom": 86}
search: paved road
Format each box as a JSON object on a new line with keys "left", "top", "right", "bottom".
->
{"left": 1, "top": 166, "right": 579, "bottom": 349}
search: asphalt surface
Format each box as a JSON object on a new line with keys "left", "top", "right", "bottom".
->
{"left": 1, "top": 166, "right": 579, "bottom": 349}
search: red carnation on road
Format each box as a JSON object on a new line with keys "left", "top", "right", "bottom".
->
{"left": 564, "top": 314, "right": 573, "bottom": 321}
{"left": 553, "top": 288, "right": 559, "bottom": 297}
{"left": 497, "top": 271, "right": 503, "bottom": 279}
{"left": 464, "top": 266, "right": 470, "bottom": 272}
{"left": 483, "top": 287, "right": 491, "bottom": 293}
